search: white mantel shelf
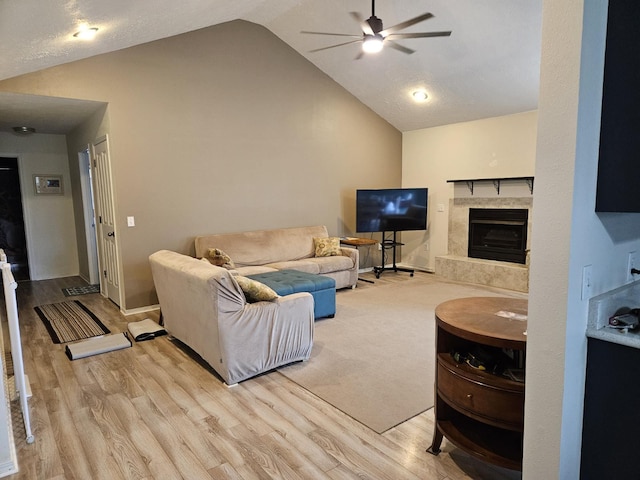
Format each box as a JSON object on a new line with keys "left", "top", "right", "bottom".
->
{"left": 447, "top": 176, "right": 534, "bottom": 195}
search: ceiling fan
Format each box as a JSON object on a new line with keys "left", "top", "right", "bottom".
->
{"left": 302, "top": 0, "right": 452, "bottom": 58}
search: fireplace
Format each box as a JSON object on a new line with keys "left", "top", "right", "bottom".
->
{"left": 468, "top": 208, "right": 528, "bottom": 264}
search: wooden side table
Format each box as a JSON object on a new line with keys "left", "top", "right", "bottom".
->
{"left": 340, "top": 237, "right": 378, "bottom": 284}
{"left": 427, "top": 296, "right": 527, "bottom": 471}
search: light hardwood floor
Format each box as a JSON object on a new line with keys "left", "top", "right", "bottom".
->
{"left": 3, "top": 273, "right": 521, "bottom": 480}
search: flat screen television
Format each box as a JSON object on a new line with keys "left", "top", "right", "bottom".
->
{"left": 356, "top": 188, "right": 428, "bottom": 233}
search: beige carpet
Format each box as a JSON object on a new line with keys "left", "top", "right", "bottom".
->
{"left": 278, "top": 272, "right": 527, "bottom": 433}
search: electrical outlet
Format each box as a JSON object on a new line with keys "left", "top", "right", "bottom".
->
{"left": 581, "top": 265, "right": 593, "bottom": 300}
{"left": 628, "top": 251, "right": 637, "bottom": 282}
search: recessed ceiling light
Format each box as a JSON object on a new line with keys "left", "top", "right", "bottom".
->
{"left": 412, "top": 90, "right": 429, "bottom": 102}
{"left": 73, "top": 27, "right": 99, "bottom": 40}
{"left": 12, "top": 126, "right": 36, "bottom": 135}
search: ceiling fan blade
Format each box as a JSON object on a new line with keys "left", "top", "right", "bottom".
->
{"left": 385, "top": 40, "right": 415, "bottom": 55}
{"left": 301, "top": 31, "right": 362, "bottom": 38}
{"left": 387, "top": 31, "right": 452, "bottom": 40}
{"left": 380, "top": 12, "right": 433, "bottom": 36}
{"left": 308, "top": 39, "right": 363, "bottom": 53}
{"left": 349, "top": 11, "right": 373, "bottom": 35}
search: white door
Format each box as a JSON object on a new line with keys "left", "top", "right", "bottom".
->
{"left": 92, "top": 136, "right": 121, "bottom": 307}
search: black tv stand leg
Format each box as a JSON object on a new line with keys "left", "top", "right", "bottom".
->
{"left": 373, "top": 266, "right": 414, "bottom": 279}
{"left": 374, "top": 231, "right": 415, "bottom": 279}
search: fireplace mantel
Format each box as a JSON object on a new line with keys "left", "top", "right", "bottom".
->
{"left": 447, "top": 176, "right": 534, "bottom": 195}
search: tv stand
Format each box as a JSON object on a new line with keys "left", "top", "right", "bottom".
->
{"left": 373, "top": 231, "right": 414, "bottom": 279}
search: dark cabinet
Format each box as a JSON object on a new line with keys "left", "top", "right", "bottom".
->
{"left": 596, "top": 0, "right": 640, "bottom": 212}
{"left": 581, "top": 338, "right": 640, "bottom": 478}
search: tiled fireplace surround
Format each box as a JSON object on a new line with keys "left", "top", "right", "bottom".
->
{"left": 435, "top": 196, "right": 533, "bottom": 292}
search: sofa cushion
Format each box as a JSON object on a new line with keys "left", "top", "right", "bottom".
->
{"left": 264, "top": 260, "right": 320, "bottom": 274}
{"left": 307, "top": 255, "right": 355, "bottom": 274}
{"left": 234, "top": 276, "right": 279, "bottom": 303}
{"left": 234, "top": 265, "right": 278, "bottom": 276}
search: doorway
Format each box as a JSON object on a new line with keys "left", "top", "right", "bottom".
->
{"left": 0, "top": 157, "right": 29, "bottom": 281}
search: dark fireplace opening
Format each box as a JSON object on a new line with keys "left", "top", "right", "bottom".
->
{"left": 468, "top": 208, "right": 528, "bottom": 264}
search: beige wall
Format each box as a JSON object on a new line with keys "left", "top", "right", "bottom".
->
{"left": 0, "top": 20, "right": 401, "bottom": 310}
{"left": 401, "top": 111, "right": 538, "bottom": 271}
{"left": 0, "top": 132, "right": 79, "bottom": 280}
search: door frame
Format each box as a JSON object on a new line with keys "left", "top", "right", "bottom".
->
{"left": 78, "top": 146, "right": 100, "bottom": 285}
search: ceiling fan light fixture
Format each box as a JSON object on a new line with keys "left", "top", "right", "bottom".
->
{"left": 303, "top": 1, "right": 451, "bottom": 59}
{"left": 73, "top": 27, "right": 99, "bottom": 40}
{"left": 412, "top": 90, "right": 429, "bottom": 102}
{"left": 362, "top": 35, "right": 384, "bottom": 53}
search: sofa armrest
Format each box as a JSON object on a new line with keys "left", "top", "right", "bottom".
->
{"left": 339, "top": 247, "right": 359, "bottom": 267}
{"left": 217, "top": 292, "right": 314, "bottom": 384}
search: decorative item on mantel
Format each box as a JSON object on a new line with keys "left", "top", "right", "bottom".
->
{"left": 447, "top": 176, "right": 534, "bottom": 195}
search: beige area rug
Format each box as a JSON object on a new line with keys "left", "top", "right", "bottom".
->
{"left": 278, "top": 272, "right": 527, "bottom": 433}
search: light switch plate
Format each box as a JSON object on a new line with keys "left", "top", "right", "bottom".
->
{"left": 127, "top": 216, "right": 135, "bottom": 227}
{"left": 582, "top": 265, "right": 592, "bottom": 300}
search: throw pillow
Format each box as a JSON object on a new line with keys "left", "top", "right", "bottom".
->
{"left": 204, "top": 248, "right": 235, "bottom": 269}
{"left": 235, "top": 276, "right": 279, "bottom": 303}
{"left": 314, "top": 237, "right": 341, "bottom": 257}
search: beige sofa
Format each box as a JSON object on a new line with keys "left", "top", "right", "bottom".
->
{"left": 194, "top": 225, "right": 358, "bottom": 289}
{"left": 149, "top": 250, "right": 315, "bottom": 385}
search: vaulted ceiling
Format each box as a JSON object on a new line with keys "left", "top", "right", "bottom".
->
{"left": 0, "top": 0, "right": 542, "bottom": 134}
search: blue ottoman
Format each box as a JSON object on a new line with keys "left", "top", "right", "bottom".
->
{"left": 247, "top": 269, "right": 336, "bottom": 319}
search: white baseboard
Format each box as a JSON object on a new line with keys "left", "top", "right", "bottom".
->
{"left": 123, "top": 304, "right": 160, "bottom": 316}
{"left": 396, "top": 263, "right": 435, "bottom": 273}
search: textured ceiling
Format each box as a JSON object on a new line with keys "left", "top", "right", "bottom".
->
{"left": 0, "top": 0, "right": 542, "bottom": 134}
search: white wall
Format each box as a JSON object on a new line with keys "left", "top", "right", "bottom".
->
{"left": 524, "top": 0, "right": 640, "bottom": 478}
{"left": 401, "top": 111, "right": 538, "bottom": 271}
{"left": 0, "top": 132, "right": 79, "bottom": 280}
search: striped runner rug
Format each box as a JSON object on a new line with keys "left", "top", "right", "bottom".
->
{"left": 34, "top": 300, "right": 110, "bottom": 344}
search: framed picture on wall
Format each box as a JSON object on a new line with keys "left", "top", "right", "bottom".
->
{"left": 33, "top": 174, "right": 63, "bottom": 195}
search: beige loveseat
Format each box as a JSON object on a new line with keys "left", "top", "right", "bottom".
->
{"left": 149, "top": 250, "right": 315, "bottom": 385}
{"left": 194, "top": 225, "right": 359, "bottom": 289}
